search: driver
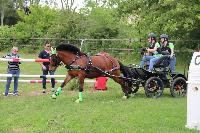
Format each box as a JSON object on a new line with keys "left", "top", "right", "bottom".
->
{"left": 139, "top": 33, "right": 161, "bottom": 69}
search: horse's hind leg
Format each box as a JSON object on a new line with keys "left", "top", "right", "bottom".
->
{"left": 112, "top": 77, "right": 130, "bottom": 99}
{"left": 52, "top": 75, "right": 73, "bottom": 99}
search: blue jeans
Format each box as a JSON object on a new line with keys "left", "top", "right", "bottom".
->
{"left": 5, "top": 69, "right": 20, "bottom": 96}
{"left": 42, "top": 66, "right": 55, "bottom": 89}
{"left": 148, "top": 57, "right": 160, "bottom": 71}
{"left": 170, "top": 56, "right": 176, "bottom": 73}
{"left": 140, "top": 55, "right": 155, "bottom": 68}
{"left": 148, "top": 55, "right": 176, "bottom": 72}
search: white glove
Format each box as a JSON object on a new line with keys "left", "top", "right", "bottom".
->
{"left": 42, "top": 65, "right": 46, "bottom": 70}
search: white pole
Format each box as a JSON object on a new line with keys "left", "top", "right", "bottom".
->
{"left": 80, "top": 39, "right": 85, "bottom": 51}
{"left": 0, "top": 58, "right": 49, "bottom": 62}
{"left": 0, "top": 79, "right": 95, "bottom": 83}
{"left": 0, "top": 80, "right": 63, "bottom": 83}
{"left": 0, "top": 74, "right": 67, "bottom": 78}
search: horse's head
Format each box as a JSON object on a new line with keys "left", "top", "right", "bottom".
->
{"left": 49, "top": 48, "right": 61, "bottom": 72}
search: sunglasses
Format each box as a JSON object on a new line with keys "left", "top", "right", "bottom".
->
{"left": 46, "top": 46, "right": 51, "bottom": 47}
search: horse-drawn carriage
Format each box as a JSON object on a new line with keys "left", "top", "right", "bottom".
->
{"left": 49, "top": 44, "right": 187, "bottom": 102}
{"left": 122, "top": 55, "right": 187, "bottom": 98}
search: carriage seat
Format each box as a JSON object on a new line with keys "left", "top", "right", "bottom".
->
{"left": 153, "top": 55, "right": 170, "bottom": 68}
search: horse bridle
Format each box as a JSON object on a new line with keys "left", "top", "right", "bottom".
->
{"left": 50, "top": 54, "right": 62, "bottom": 67}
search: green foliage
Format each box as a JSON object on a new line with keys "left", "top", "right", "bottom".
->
{"left": 0, "top": 0, "right": 199, "bottom": 51}
{"left": 117, "top": 0, "right": 200, "bottom": 42}
{"left": 0, "top": 0, "right": 20, "bottom": 26}
{"left": 16, "top": 5, "right": 59, "bottom": 38}
{"left": 47, "top": 11, "right": 86, "bottom": 39}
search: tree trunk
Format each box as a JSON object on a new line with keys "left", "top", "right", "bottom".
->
{"left": 0, "top": 9, "right": 4, "bottom": 26}
{"left": 61, "top": 0, "right": 64, "bottom": 10}
{"left": 70, "top": 0, "right": 74, "bottom": 10}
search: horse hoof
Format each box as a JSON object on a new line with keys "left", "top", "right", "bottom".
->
{"left": 122, "top": 95, "right": 128, "bottom": 99}
{"left": 51, "top": 94, "right": 57, "bottom": 99}
{"left": 75, "top": 99, "right": 82, "bottom": 103}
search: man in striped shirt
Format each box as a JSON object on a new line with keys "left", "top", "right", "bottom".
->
{"left": 3, "top": 47, "right": 21, "bottom": 96}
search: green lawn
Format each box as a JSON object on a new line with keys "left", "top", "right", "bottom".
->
{"left": 0, "top": 53, "right": 197, "bottom": 133}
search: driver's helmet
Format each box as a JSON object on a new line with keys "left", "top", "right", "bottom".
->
{"left": 148, "top": 33, "right": 157, "bottom": 39}
{"left": 160, "top": 34, "right": 169, "bottom": 40}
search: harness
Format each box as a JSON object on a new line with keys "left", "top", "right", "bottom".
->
{"left": 65, "top": 53, "right": 92, "bottom": 72}
{"left": 65, "top": 52, "right": 119, "bottom": 75}
{"left": 95, "top": 52, "right": 120, "bottom": 73}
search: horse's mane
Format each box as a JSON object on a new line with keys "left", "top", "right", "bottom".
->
{"left": 56, "top": 43, "right": 83, "bottom": 55}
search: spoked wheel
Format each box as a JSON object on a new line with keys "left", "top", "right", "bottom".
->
{"left": 170, "top": 77, "right": 187, "bottom": 97}
{"left": 144, "top": 77, "right": 164, "bottom": 98}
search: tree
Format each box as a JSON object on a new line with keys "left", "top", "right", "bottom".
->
{"left": 0, "top": 0, "right": 6, "bottom": 26}
{"left": 116, "top": 0, "right": 200, "bottom": 41}
{"left": 0, "top": 0, "right": 21, "bottom": 26}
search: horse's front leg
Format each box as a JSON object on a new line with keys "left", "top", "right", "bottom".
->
{"left": 112, "top": 77, "right": 130, "bottom": 99}
{"left": 52, "top": 75, "right": 73, "bottom": 99}
{"left": 75, "top": 75, "right": 85, "bottom": 103}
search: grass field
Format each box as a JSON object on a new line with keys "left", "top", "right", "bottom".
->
{"left": 0, "top": 53, "right": 198, "bottom": 133}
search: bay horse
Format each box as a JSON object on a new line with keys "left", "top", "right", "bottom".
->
{"left": 49, "top": 43, "right": 131, "bottom": 103}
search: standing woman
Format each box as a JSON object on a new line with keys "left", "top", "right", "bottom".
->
{"left": 3, "top": 47, "right": 21, "bottom": 96}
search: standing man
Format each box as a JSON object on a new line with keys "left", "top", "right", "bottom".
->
{"left": 3, "top": 47, "right": 21, "bottom": 96}
{"left": 38, "top": 41, "right": 55, "bottom": 93}
{"left": 140, "top": 33, "right": 160, "bottom": 69}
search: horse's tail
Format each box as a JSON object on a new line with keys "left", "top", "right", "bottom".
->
{"left": 118, "top": 61, "right": 132, "bottom": 78}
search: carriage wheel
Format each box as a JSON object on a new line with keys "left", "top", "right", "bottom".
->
{"left": 170, "top": 77, "right": 187, "bottom": 97}
{"left": 144, "top": 77, "right": 164, "bottom": 98}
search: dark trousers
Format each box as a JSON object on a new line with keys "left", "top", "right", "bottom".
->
{"left": 42, "top": 66, "right": 55, "bottom": 89}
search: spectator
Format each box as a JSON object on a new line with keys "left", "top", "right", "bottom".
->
{"left": 38, "top": 41, "right": 55, "bottom": 93}
{"left": 3, "top": 47, "right": 21, "bottom": 96}
{"left": 140, "top": 33, "right": 161, "bottom": 69}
